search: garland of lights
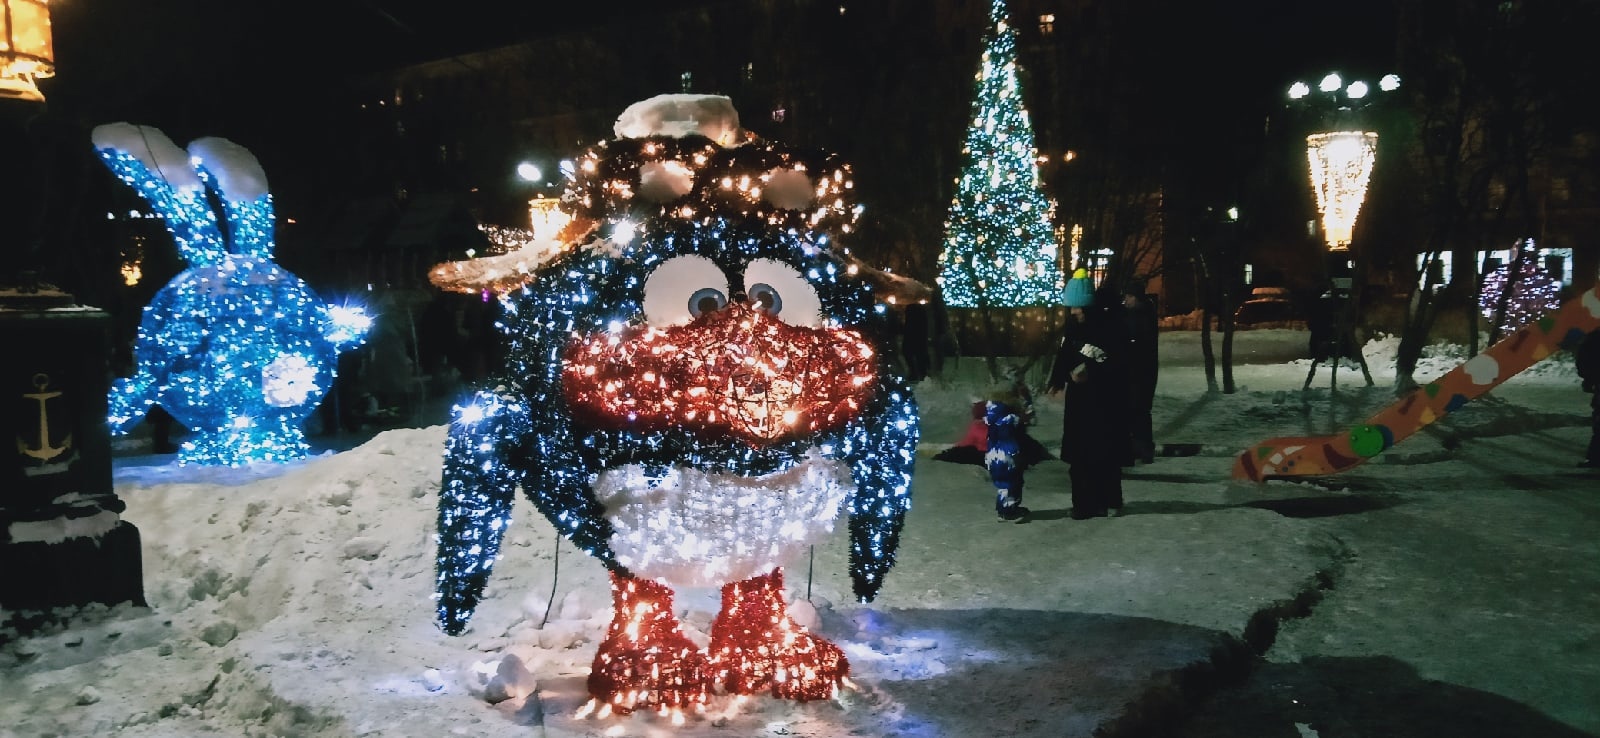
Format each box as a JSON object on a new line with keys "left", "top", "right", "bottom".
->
{"left": 94, "top": 124, "right": 370, "bottom": 466}
{"left": 935, "top": 0, "right": 1064, "bottom": 308}
{"left": 433, "top": 95, "right": 918, "bottom": 717}
{"left": 1480, "top": 240, "right": 1564, "bottom": 334}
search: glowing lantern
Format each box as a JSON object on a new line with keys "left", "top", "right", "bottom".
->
{"left": 0, "top": 0, "right": 53, "bottom": 103}
{"left": 1305, "top": 131, "right": 1378, "bottom": 252}
{"left": 527, "top": 193, "right": 571, "bottom": 241}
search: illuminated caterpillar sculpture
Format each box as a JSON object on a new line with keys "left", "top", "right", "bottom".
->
{"left": 94, "top": 124, "right": 370, "bottom": 466}
{"left": 432, "top": 95, "right": 919, "bottom": 717}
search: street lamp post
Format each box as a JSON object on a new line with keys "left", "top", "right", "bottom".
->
{"left": 1289, "top": 71, "right": 1398, "bottom": 394}
{"left": 1, "top": 0, "right": 145, "bottom": 627}
{"left": 519, "top": 159, "right": 576, "bottom": 244}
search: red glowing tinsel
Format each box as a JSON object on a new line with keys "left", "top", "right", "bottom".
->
{"left": 709, "top": 568, "right": 848, "bottom": 701}
{"left": 588, "top": 573, "right": 710, "bottom": 715}
{"left": 562, "top": 302, "right": 877, "bottom": 444}
{"left": 588, "top": 569, "right": 848, "bottom": 715}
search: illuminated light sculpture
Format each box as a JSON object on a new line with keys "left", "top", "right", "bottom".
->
{"left": 434, "top": 94, "right": 918, "bottom": 716}
{"left": 936, "top": 0, "right": 1064, "bottom": 308}
{"left": 1305, "top": 131, "right": 1379, "bottom": 252}
{"left": 0, "top": 0, "right": 53, "bottom": 103}
{"left": 1480, "top": 239, "right": 1564, "bottom": 334}
{"left": 93, "top": 123, "right": 370, "bottom": 466}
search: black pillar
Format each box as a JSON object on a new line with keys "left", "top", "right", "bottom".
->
{"left": 1, "top": 88, "right": 144, "bottom": 628}
{"left": 0, "top": 303, "right": 145, "bottom": 620}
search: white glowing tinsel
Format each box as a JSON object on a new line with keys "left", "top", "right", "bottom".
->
{"left": 593, "top": 451, "right": 853, "bottom": 588}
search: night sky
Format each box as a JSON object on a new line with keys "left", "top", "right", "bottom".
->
{"left": 42, "top": 1, "right": 682, "bottom": 136}
{"left": 41, "top": 0, "right": 1400, "bottom": 134}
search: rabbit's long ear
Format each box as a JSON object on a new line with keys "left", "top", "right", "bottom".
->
{"left": 91, "top": 123, "right": 226, "bottom": 268}
{"left": 187, "top": 137, "right": 274, "bottom": 260}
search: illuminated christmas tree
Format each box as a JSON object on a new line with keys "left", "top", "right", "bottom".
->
{"left": 936, "top": 0, "right": 1064, "bottom": 308}
{"left": 1480, "top": 240, "right": 1563, "bottom": 334}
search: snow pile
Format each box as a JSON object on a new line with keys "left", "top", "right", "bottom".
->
{"left": 613, "top": 93, "right": 742, "bottom": 145}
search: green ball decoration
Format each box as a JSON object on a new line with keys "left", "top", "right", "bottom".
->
{"left": 1348, "top": 424, "right": 1392, "bottom": 458}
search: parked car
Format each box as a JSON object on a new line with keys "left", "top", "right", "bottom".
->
{"left": 1233, "top": 287, "right": 1302, "bottom": 327}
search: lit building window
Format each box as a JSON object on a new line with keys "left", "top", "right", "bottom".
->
{"left": 1414, "top": 242, "right": 1574, "bottom": 291}
{"left": 1416, "top": 252, "right": 1450, "bottom": 292}
{"left": 1039, "top": 13, "right": 1055, "bottom": 35}
{"left": 1543, "top": 250, "right": 1572, "bottom": 285}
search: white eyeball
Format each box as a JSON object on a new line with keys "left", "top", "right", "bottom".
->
{"left": 744, "top": 258, "right": 822, "bottom": 328}
{"left": 642, "top": 255, "right": 730, "bottom": 327}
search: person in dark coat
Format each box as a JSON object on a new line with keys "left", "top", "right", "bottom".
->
{"left": 1122, "top": 282, "right": 1160, "bottom": 464}
{"left": 901, "top": 301, "right": 932, "bottom": 383}
{"left": 1047, "top": 272, "right": 1131, "bottom": 518}
{"left": 1577, "top": 328, "right": 1600, "bottom": 468}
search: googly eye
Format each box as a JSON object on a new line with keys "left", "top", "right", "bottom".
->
{"left": 747, "top": 282, "right": 783, "bottom": 315}
{"left": 642, "top": 255, "right": 730, "bottom": 327}
{"left": 744, "top": 258, "right": 821, "bottom": 327}
{"left": 688, "top": 287, "right": 729, "bottom": 317}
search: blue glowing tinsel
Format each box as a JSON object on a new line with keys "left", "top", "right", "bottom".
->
{"left": 435, "top": 131, "right": 918, "bottom": 636}
{"left": 96, "top": 127, "right": 370, "bottom": 466}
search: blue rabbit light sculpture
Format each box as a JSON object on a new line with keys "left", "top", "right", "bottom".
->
{"left": 94, "top": 123, "right": 370, "bottom": 466}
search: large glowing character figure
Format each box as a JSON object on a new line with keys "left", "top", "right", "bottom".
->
{"left": 433, "top": 95, "right": 919, "bottom": 716}
{"left": 94, "top": 124, "right": 370, "bottom": 466}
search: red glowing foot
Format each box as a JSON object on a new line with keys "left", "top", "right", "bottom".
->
{"left": 708, "top": 568, "right": 849, "bottom": 701}
{"left": 587, "top": 572, "right": 711, "bottom": 715}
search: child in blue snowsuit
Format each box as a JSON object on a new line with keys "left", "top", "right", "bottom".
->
{"left": 985, "top": 397, "right": 1031, "bottom": 520}
{"left": 929, "top": 370, "right": 1051, "bottom": 520}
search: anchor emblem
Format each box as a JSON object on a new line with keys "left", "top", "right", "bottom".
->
{"left": 18, "top": 373, "right": 72, "bottom": 462}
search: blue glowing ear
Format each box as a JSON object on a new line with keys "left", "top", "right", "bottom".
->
{"left": 188, "top": 137, "right": 275, "bottom": 260}
{"left": 90, "top": 123, "right": 227, "bottom": 268}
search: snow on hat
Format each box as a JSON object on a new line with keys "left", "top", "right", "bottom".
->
{"left": 1063, "top": 268, "right": 1094, "bottom": 308}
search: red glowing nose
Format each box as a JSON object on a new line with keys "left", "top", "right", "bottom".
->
{"left": 561, "top": 302, "right": 877, "bottom": 444}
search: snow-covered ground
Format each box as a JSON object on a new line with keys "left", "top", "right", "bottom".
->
{"left": 3, "top": 329, "right": 1595, "bottom": 738}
